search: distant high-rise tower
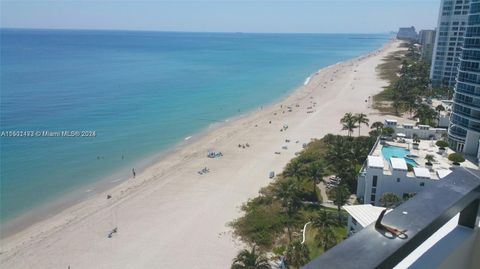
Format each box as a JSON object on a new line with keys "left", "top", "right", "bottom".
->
{"left": 397, "top": 26, "right": 418, "bottom": 41}
{"left": 419, "top": 30, "right": 436, "bottom": 63}
{"left": 430, "top": 0, "right": 470, "bottom": 88}
{"left": 449, "top": 0, "right": 480, "bottom": 155}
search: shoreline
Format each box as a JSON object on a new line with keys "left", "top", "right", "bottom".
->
{"left": 0, "top": 39, "right": 391, "bottom": 238}
{"left": 0, "top": 38, "right": 405, "bottom": 269}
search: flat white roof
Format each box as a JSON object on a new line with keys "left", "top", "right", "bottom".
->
{"left": 436, "top": 169, "right": 452, "bottom": 179}
{"left": 413, "top": 167, "right": 431, "bottom": 179}
{"left": 385, "top": 119, "right": 397, "bottom": 123}
{"left": 391, "top": 157, "right": 408, "bottom": 170}
{"left": 343, "top": 204, "right": 391, "bottom": 228}
{"left": 368, "top": 156, "right": 384, "bottom": 168}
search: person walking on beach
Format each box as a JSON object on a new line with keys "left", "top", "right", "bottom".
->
{"left": 132, "top": 168, "right": 136, "bottom": 178}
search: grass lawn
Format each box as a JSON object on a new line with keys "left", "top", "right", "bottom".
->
{"left": 372, "top": 44, "right": 409, "bottom": 114}
{"left": 376, "top": 50, "right": 406, "bottom": 84}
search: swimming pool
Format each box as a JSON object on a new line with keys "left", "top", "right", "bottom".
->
{"left": 381, "top": 145, "right": 418, "bottom": 167}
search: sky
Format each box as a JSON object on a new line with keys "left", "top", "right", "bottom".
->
{"left": 0, "top": 0, "right": 440, "bottom": 33}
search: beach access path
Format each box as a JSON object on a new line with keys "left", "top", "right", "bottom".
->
{"left": 1, "top": 40, "right": 406, "bottom": 269}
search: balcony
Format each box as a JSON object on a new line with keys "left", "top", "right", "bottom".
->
{"left": 448, "top": 125, "right": 467, "bottom": 140}
{"left": 453, "top": 96, "right": 480, "bottom": 112}
{"left": 450, "top": 112, "right": 480, "bottom": 132}
{"left": 302, "top": 168, "right": 480, "bottom": 269}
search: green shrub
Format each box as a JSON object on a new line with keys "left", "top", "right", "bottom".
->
{"left": 229, "top": 199, "right": 285, "bottom": 250}
{"left": 448, "top": 153, "right": 465, "bottom": 164}
{"left": 297, "top": 179, "right": 321, "bottom": 203}
{"left": 436, "top": 140, "right": 448, "bottom": 148}
{"left": 382, "top": 127, "right": 395, "bottom": 137}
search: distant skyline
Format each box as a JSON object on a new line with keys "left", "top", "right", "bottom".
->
{"left": 1, "top": 0, "right": 440, "bottom": 33}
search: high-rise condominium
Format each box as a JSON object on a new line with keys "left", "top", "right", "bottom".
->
{"left": 431, "top": 0, "right": 470, "bottom": 88}
{"left": 449, "top": 0, "right": 480, "bottom": 156}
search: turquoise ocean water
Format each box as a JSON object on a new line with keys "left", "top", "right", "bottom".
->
{"left": 0, "top": 29, "right": 390, "bottom": 223}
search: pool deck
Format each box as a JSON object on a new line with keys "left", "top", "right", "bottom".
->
{"left": 370, "top": 139, "right": 478, "bottom": 180}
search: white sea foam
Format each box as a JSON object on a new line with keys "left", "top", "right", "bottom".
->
{"left": 304, "top": 76, "right": 311, "bottom": 86}
{"left": 185, "top": 136, "right": 192, "bottom": 140}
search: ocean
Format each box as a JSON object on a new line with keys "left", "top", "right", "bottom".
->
{"left": 0, "top": 29, "right": 390, "bottom": 223}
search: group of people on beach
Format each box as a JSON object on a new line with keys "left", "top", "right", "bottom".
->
{"left": 198, "top": 167, "right": 210, "bottom": 175}
{"left": 238, "top": 143, "right": 250, "bottom": 149}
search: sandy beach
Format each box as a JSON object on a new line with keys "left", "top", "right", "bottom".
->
{"left": 1, "top": 39, "right": 405, "bottom": 269}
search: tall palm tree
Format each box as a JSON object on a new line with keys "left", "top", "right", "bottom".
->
{"left": 283, "top": 160, "right": 306, "bottom": 181}
{"left": 305, "top": 161, "right": 324, "bottom": 193}
{"left": 312, "top": 210, "right": 337, "bottom": 251}
{"left": 340, "top": 113, "right": 357, "bottom": 137}
{"left": 328, "top": 184, "right": 350, "bottom": 224}
{"left": 231, "top": 247, "right": 271, "bottom": 269}
{"left": 284, "top": 241, "right": 310, "bottom": 269}
{"left": 354, "top": 113, "right": 369, "bottom": 136}
{"left": 273, "top": 179, "right": 301, "bottom": 242}
{"left": 414, "top": 104, "right": 437, "bottom": 126}
{"left": 315, "top": 226, "right": 337, "bottom": 252}
{"left": 368, "top": 121, "right": 384, "bottom": 137}
{"left": 325, "top": 136, "right": 353, "bottom": 176}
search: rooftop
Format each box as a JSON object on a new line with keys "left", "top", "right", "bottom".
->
{"left": 413, "top": 167, "right": 431, "bottom": 179}
{"left": 343, "top": 204, "right": 392, "bottom": 228}
{"left": 367, "top": 155, "right": 384, "bottom": 169}
{"left": 365, "top": 138, "right": 478, "bottom": 180}
{"left": 391, "top": 157, "right": 408, "bottom": 171}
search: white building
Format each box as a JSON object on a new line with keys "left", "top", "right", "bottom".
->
{"left": 343, "top": 204, "right": 392, "bottom": 236}
{"left": 430, "top": 0, "right": 470, "bottom": 87}
{"left": 384, "top": 119, "right": 447, "bottom": 140}
{"left": 356, "top": 135, "right": 478, "bottom": 206}
{"left": 357, "top": 155, "right": 448, "bottom": 205}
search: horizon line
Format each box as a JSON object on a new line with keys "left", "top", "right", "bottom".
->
{"left": 0, "top": 26, "right": 395, "bottom": 35}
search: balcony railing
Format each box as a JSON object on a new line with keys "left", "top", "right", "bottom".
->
{"left": 302, "top": 168, "right": 480, "bottom": 269}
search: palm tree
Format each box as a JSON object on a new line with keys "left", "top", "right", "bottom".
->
{"left": 370, "top": 121, "right": 385, "bottom": 138}
{"left": 284, "top": 241, "right": 310, "bottom": 269}
{"left": 273, "top": 179, "right": 301, "bottom": 242}
{"left": 414, "top": 104, "right": 437, "bottom": 126}
{"left": 340, "top": 113, "right": 357, "bottom": 137}
{"left": 325, "top": 136, "right": 351, "bottom": 174}
{"left": 425, "top": 154, "right": 436, "bottom": 165}
{"left": 305, "top": 161, "right": 324, "bottom": 193}
{"left": 412, "top": 133, "right": 420, "bottom": 144}
{"left": 328, "top": 184, "right": 350, "bottom": 224}
{"left": 354, "top": 113, "right": 369, "bottom": 136}
{"left": 312, "top": 210, "right": 337, "bottom": 251}
{"left": 283, "top": 160, "right": 306, "bottom": 181}
{"left": 231, "top": 247, "right": 271, "bottom": 269}
{"left": 315, "top": 226, "right": 337, "bottom": 252}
